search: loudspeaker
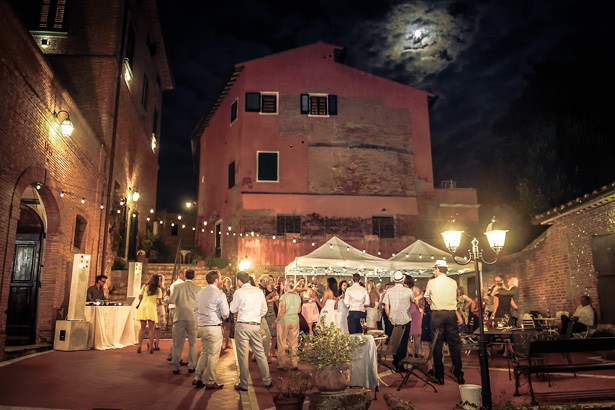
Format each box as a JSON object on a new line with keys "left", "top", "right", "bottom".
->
{"left": 67, "top": 254, "right": 91, "bottom": 321}
{"left": 54, "top": 320, "right": 89, "bottom": 351}
{"left": 127, "top": 262, "right": 142, "bottom": 297}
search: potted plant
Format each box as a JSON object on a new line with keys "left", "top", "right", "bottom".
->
{"left": 271, "top": 369, "right": 313, "bottom": 410}
{"left": 136, "top": 249, "right": 147, "bottom": 263}
{"left": 297, "top": 318, "right": 363, "bottom": 392}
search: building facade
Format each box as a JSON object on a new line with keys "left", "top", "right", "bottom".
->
{"left": 193, "top": 42, "right": 478, "bottom": 274}
{"left": 0, "top": 0, "right": 172, "bottom": 356}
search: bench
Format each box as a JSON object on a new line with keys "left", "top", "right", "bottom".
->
{"left": 513, "top": 337, "right": 615, "bottom": 405}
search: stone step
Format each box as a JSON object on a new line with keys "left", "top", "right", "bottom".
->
{"left": 4, "top": 344, "right": 53, "bottom": 361}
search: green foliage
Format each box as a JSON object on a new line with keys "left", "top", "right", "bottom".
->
{"left": 296, "top": 317, "right": 363, "bottom": 373}
{"left": 204, "top": 256, "right": 229, "bottom": 269}
{"left": 139, "top": 230, "right": 157, "bottom": 253}
{"left": 272, "top": 369, "right": 313, "bottom": 398}
{"left": 111, "top": 258, "right": 128, "bottom": 271}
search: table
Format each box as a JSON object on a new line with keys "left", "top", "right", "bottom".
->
{"left": 350, "top": 334, "right": 379, "bottom": 389}
{"left": 84, "top": 306, "right": 136, "bottom": 350}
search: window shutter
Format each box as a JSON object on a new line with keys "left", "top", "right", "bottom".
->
{"left": 300, "top": 94, "right": 309, "bottom": 114}
{"left": 245, "top": 93, "right": 261, "bottom": 112}
{"left": 261, "top": 94, "right": 277, "bottom": 113}
{"left": 328, "top": 95, "right": 338, "bottom": 115}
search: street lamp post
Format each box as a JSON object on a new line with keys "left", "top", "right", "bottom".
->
{"left": 441, "top": 217, "right": 508, "bottom": 410}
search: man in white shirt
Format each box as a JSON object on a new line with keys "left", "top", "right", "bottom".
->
{"left": 166, "top": 270, "right": 186, "bottom": 361}
{"left": 425, "top": 260, "right": 464, "bottom": 385}
{"left": 230, "top": 271, "right": 272, "bottom": 391}
{"left": 193, "top": 270, "right": 229, "bottom": 389}
{"left": 383, "top": 271, "right": 415, "bottom": 372}
{"left": 344, "top": 273, "right": 371, "bottom": 334}
{"left": 561, "top": 295, "right": 595, "bottom": 335}
{"left": 169, "top": 269, "right": 202, "bottom": 374}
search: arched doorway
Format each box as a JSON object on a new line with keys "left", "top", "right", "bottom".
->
{"left": 6, "top": 187, "right": 46, "bottom": 345}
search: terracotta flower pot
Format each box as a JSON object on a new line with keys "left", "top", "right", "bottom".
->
{"left": 313, "top": 362, "right": 350, "bottom": 393}
{"left": 273, "top": 394, "right": 305, "bottom": 410}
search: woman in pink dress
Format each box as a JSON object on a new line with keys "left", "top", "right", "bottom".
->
{"left": 301, "top": 285, "right": 319, "bottom": 335}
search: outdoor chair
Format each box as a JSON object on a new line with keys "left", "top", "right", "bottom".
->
{"left": 460, "top": 332, "right": 480, "bottom": 356}
{"left": 512, "top": 328, "right": 550, "bottom": 389}
{"left": 377, "top": 324, "right": 406, "bottom": 372}
{"left": 397, "top": 329, "right": 440, "bottom": 393}
{"left": 564, "top": 308, "right": 597, "bottom": 340}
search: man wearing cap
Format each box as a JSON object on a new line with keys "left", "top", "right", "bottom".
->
{"left": 230, "top": 271, "right": 272, "bottom": 391}
{"left": 425, "top": 260, "right": 465, "bottom": 385}
{"left": 383, "top": 271, "right": 419, "bottom": 372}
{"left": 344, "top": 273, "right": 371, "bottom": 334}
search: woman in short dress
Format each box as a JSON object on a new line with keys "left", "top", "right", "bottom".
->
{"left": 365, "top": 280, "right": 380, "bottom": 331}
{"left": 221, "top": 277, "right": 234, "bottom": 349}
{"left": 136, "top": 274, "right": 162, "bottom": 354}
{"left": 301, "top": 282, "right": 319, "bottom": 335}
{"left": 407, "top": 276, "right": 423, "bottom": 357}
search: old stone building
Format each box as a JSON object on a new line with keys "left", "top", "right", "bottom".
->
{"left": 193, "top": 42, "right": 479, "bottom": 274}
{"left": 0, "top": 0, "right": 172, "bottom": 357}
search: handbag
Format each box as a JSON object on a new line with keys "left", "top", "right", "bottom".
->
{"left": 136, "top": 300, "right": 141, "bottom": 309}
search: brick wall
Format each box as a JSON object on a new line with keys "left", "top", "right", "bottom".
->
{"left": 487, "top": 200, "right": 615, "bottom": 322}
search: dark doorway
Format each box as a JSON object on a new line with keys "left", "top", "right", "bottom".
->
{"left": 591, "top": 233, "right": 615, "bottom": 323}
{"left": 6, "top": 205, "right": 44, "bottom": 345}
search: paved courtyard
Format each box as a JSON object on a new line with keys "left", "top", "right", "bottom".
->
{"left": 1, "top": 339, "right": 614, "bottom": 410}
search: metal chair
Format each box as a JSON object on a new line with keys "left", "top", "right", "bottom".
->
{"left": 398, "top": 329, "right": 440, "bottom": 392}
{"left": 377, "top": 324, "right": 406, "bottom": 372}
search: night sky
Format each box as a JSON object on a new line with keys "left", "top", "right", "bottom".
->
{"left": 155, "top": 0, "right": 613, "bottom": 213}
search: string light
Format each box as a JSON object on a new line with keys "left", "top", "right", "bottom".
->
{"left": 81, "top": 198, "right": 85, "bottom": 204}
{"left": 36, "top": 183, "right": 41, "bottom": 190}
{"left": 100, "top": 204, "right": 104, "bottom": 209}
{"left": 60, "top": 191, "right": 65, "bottom": 198}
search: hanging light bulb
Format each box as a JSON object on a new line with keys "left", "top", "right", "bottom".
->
{"left": 81, "top": 198, "right": 85, "bottom": 204}
{"left": 36, "top": 183, "right": 41, "bottom": 190}
{"left": 150, "top": 208, "right": 154, "bottom": 214}
{"left": 100, "top": 204, "right": 104, "bottom": 209}
{"left": 60, "top": 191, "right": 65, "bottom": 198}
{"left": 119, "top": 198, "right": 125, "bottom": 206}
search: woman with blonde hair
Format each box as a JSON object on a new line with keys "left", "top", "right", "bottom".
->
{"left": 221, "top": 276, "right": 234, "bottom": 349}
{"left": 136, "top": 274, "right": 162, "bottom": 354}
{"left": 365, "top": 280, "right": 380, "bottom": 331}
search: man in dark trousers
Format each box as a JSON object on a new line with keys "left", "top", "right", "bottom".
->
{"left": 425, "top": 260, "right": 465, "bottom": 385}
{"left": 383, "top": 271, "right": 415, "bottom": 372}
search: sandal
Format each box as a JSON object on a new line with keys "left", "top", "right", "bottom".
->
{"left": 137, "top": 346, "right": 142, "bottom": 354}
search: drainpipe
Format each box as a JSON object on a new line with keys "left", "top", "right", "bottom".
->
{"left": 101, "top": 0, "right": 130, "bottom": 275}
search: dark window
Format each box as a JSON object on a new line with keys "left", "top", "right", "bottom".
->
{"left": 246, "top": 93, "right": 277, "bottom": 113}
{"left": 126, "top": 25, "right": 136, "bottom": 68}
{"left": 261, "top": 94, "right": 277, "bottom": 113}
{"left": 372, "top": 216, "right": 394, "bottom": 238}
{"left": 231, "top": 100, "right": 238, "bottom": 123}
{"left": 141, "top": 74, "right": 149, "bottom": 109}
{"left": 257, "top": 152, "right": 278, "bottom": 182}
{"left": 36, "top": 0, "right": 68, "bottom": 31}
{"left": 73, "top": 215, "right": 87, "bottom": 249}
{"left": 301, "top": 94, "right": 338, "bottom": 116}
{"left": 152, "top": 109, "right": 158, "bottom": 136}
{"left": 171, "top": 224, "right": 178, "bottom": 236}
{"left": 228, "top": 161, "right": 235, "bottom": 189}
{"left": 277, "top": 215, "right": 301, "bottom": 235}
{"left": 245, "top": 93, "right": 261, "bottom": 112}
{"left": 215, "top": 222, "right": 221, "bottom": 258}
{"left": 310, "top": 96, "right": 327, "bottom": 115}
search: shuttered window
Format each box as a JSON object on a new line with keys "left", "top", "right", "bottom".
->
{"left": 245, "top": 92, "right": 277, "bottom": 114}
{"left": 38, "top": 0, "right": 67, "bottom": 30}
{"left": 300, "top": 94, "right": 338, "bottom": 116}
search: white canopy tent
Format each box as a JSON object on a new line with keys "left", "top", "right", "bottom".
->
{"left": 388, "top": 239, "right": 474, "bottom": 277}
{"left": 284, "top": 237, "right": 391, "bottom": 278}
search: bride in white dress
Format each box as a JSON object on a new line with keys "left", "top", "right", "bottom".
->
{"left": 335, "top": 280, "right": 349, "bottom": 333}
{"left": 317, "top": 277, "right": 339, "bottom": 328}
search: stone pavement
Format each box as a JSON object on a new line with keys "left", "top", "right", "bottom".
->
{"left": 0, "top": 340, "right": 614, "bottom": 410}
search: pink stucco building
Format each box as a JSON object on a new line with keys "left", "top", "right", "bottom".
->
{"left": 192, "top": 42, "right": 478, "bottom": 274}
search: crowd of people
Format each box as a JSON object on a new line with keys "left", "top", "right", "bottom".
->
{"left": 128, "top": 263, "right": 596, "bottom": 392}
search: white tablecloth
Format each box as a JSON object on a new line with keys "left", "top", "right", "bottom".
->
{"left": 84, "top": 306, "right": 136, "bottom": 350}
{"left": 350, "top": 334, "right": 379, "bottom": 389}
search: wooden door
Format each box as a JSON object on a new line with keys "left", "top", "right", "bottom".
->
{"left": 6, "top": 238, "right": 42, "bottom": 345}
{"left": 591, "top": 233, "right": 615, "bottom": 323}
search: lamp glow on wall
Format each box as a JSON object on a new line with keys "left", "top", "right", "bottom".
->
{"left": 55, "top": 110, "right": 74, "bottom": 137}
{"left": 130, "top": 187, "right": 139, "bottom": 202}
{"left": 238, "top": 256, "right": 251, "bottom": 271}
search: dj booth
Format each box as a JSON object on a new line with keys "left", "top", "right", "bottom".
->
{"left": 84, "top": 305, "right": 136, "bottom": 350}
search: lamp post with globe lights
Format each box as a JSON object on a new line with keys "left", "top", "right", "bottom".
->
{"left": 441, "top": 217, "right": 508, "bottom": 410}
